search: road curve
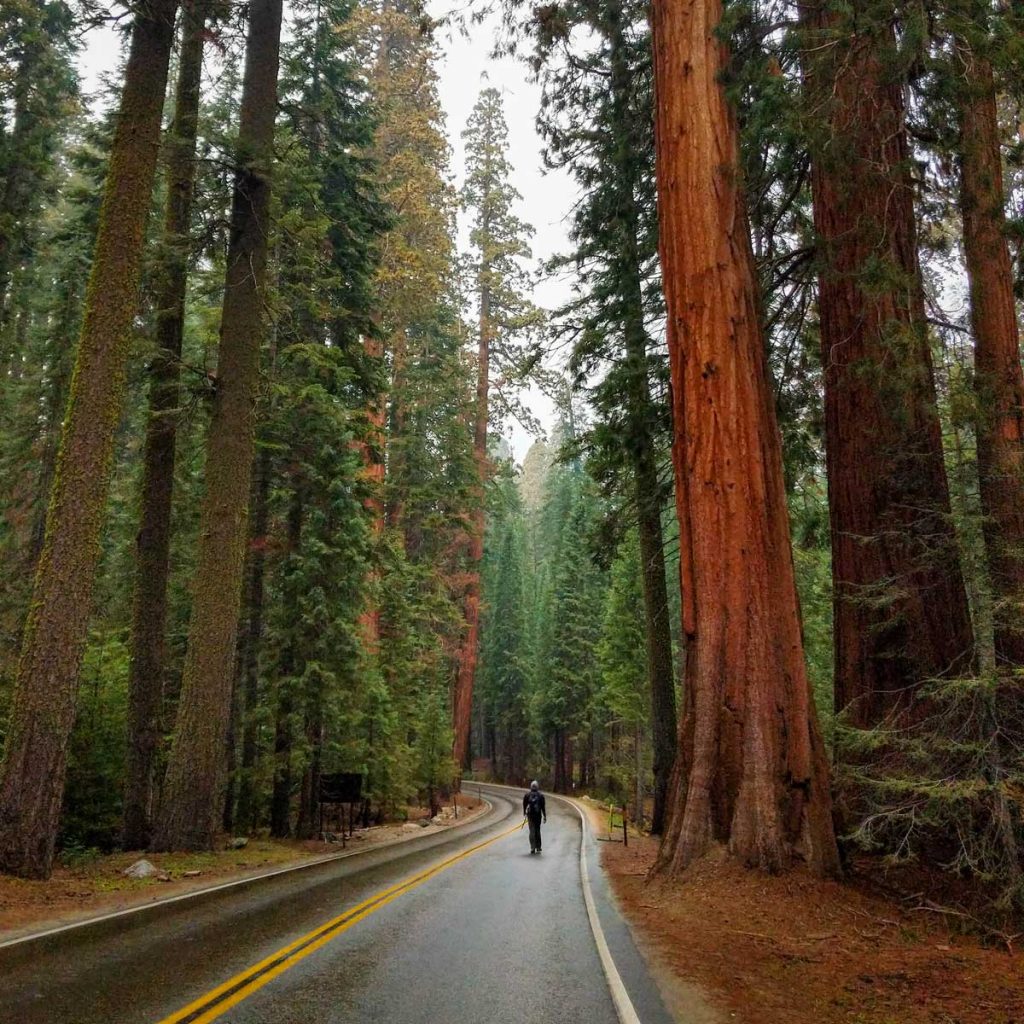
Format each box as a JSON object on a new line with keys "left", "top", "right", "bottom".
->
{"left": 0, "top": 786, "right": 675, "bottom": 1024}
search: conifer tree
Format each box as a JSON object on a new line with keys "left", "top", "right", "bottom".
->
{"left": 154, "top": 0, "right": 284, "bottom": 852}
{"left": 251, "top": 0, "right": 386, "bottom": 839}
{"left": 597, "top": 530, "right": 649, "bottom": 820}
{"left": 352, "top": 4, "right": 474, "bottom": 796}
{"left": 456, "top": 86, "right": 540, "bottom": 770}
{"left": 949, "top": 0, "right": 1024, "bottom": 668}
{"left": 0, "top": 59, "right": 90, "bottom": 629}
{"left": 0, "top": 0, "right": 179, "bottom": 879}
{"left": 529, "top": 0, "right": 676, "bottom": 831}
{"left": 0, "top": 0, "right": 78, "bottom": 328}
{"left": 799, "top": 0, "right": 975, "bottom": 729}
{"left": 650, "top": 0, "right": 839, "bottom": 875}
{"left": 124, "top": 0, "right": 214, "bottom": 852}
{"left": 358, "top": 0, "right": 455, "bottom": 543}
{"left": 539, "top": 489, "right": 605, "bottom": 790}
{"left": 479, "top": 477, "right": 529, "bottom": 780}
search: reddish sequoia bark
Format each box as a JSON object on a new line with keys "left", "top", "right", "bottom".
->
{"left": 802, "top": 3, "right": 975, "bottom": 728}
{"left": 956, "top": 39, "right": 1024, "bottom": 669}
{"left": 453, "top": 284, "right": 490, "bottom": 773}
{"left": 650, "top": 0, "right": 839, "bottom": 876}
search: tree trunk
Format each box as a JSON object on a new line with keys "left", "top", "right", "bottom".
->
{"left": 296, "top": 702, "right": 323, "bottom": 840}
{"left": 222, "top": 668, "right": 241, "bottom": 833}
{"left": 271, "top": 482, "right": 305, "bottom": 839}
{"left": 634, "top": 723, "right": 643, "bottom": 826}
{"left": 454, "top": 283, "right": 490, "bottom": 772}
{"left": 801, "top": 2, "right": 975, "bottom": 728}
{"left": 0, "top": 0, "right": 179, "bottom": 880}
{"left": 605, "top": 2, "right": 676, "bottom": 835}
{"left": 234, "top": 449, "right": 272, "bottom": 834}
{"left": 650, "top": 0, "right": 839, "bottom": 876}
{"left": 357, "top": 332, "right": 386, "bottom": 652}
{"left": 123, "top": 0, "right": 209, "bottom": 852}
{"left": 269, "top": 689, "right": 293, "bottom": 839}
{"left": 956, "top": 38, "right": 1024, "bottom": 669}
{"left": 153, "top": 0, "right": 283, "bottom": 852}
{"left": 606, "top": 722, "right": 619, "bottom": 795}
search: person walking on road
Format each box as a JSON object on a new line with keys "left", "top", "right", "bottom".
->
{"left": 523, "top": 780, "right": 547, "bottom": 854}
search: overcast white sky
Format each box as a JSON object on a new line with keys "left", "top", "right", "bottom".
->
{"left": 75, "top": 2, "right": 571, "bottom": 461}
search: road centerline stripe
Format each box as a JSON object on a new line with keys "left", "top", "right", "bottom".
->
{"left": 154, "top": 820, "right": 522, "bottom": 1024}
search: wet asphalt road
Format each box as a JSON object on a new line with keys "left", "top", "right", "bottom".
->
{"left": 0, "top": 786, "right": 675, "bottom": 1024}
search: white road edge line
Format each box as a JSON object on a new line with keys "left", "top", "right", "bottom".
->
{"left": 480, "top": 784, "right": 643, "bottom": 1024}
{"left": 563, "top": 795, "right": 644, "bottom": 1024}
{"left": 0, "top": 797, "right": 496, "bottom": 952}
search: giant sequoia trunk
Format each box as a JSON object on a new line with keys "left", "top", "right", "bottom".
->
{"left": 650, "top": 0, "right": 839, "bottom": 876}
{"left": 801, "top": 2, "right": 975, "bottom": 727}
{"left": 606, "top": 2, "right": 676, "bottom": 836}
{"left": 153, "top": 0, "right": 283, "bottom": 852}
{"left": 453, "top": 284, "right": 490, "bottom": 772}
{"left": 0, "top": 0, "right": 179, "bottom": 879}
{"left": 123, "top": 0, "right": 210, "bottom": 852}
{"left": 956, "top": 38, "right": 1024, "bottom": 668}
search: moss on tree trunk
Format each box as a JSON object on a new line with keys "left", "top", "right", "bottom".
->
{"left": 152, "top": 0, "right": 284, "bottom": 853}
{"left": 124, "top": 0, "right": 211, "bottom": 853}
{"left": 0, "top": 0, "right": 179, "bottom": 880}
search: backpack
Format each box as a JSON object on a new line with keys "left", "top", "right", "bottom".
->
{"left": 526, "top": 790, "right": 542, "bottom": 814}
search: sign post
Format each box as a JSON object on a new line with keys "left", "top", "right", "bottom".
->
{"left": 318, "top": 772, "right": 363, "bottom": 845}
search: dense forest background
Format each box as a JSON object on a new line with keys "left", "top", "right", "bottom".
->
{"left": 1, "top": 0, "right": 1023, "bottom": 922}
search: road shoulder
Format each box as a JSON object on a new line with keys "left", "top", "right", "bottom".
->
{"left": 570, "top": 795, "right": 722, "bottom": 1024}
{"left": 0, "top": 795, "right": 488, "bottom": 946}
{"left": 584, "top": 805, "right": 1024, "bottom": 1024}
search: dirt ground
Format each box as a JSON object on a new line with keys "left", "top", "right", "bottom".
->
{"left": 0, "top": 794, "right": 483, "bottom": 938}
{"left": 584, "top": 806, "right": 1023, "bottom": 1024}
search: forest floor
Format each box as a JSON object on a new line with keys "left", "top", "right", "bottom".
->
{"left": 0, "top": 793, "right": 484, "bottom": 939}
{"left": 583, "top": 800, "right": 1024, "bottom": 1024}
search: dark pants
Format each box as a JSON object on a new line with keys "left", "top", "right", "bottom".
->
{"left": 528, "top": 815, "right": 543, "bottom": 852}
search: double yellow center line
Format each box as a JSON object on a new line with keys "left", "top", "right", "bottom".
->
{"left": 156, "top": 820, "right": 523, "bottom": 1024}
